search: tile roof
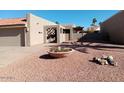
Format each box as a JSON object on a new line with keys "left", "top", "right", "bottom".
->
{"left": 0, "top": 18, "right": 27, "bottom": 26}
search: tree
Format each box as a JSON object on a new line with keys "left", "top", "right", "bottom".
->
{"left": 91, "top": 18, "right": 97, "bottom": 26}
{"left": 81, "top": 29, "right": 84, "bottom": 45}
{"left": 99, "top": 22, "right": 102, "bottom": 26}
{"left": 55, "top": 21, "right": 59, "bottom": 24}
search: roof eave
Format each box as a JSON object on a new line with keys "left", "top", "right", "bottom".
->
{"left": 0, "top": 24, "right": 26, "bottom": 28}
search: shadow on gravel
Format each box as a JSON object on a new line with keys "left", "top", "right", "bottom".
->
{"left": 60, "top": 42, "right": 124, "bottom": 53}
{"left": 89, "top": 60, "right": 101, "bottom": 65}
{"left": 39, "top": 54, "right": 64, "bottom": 60}
{"left": 75, "top": 47, "right": 89, "bottom": 54}
{"left": 39, "top": 54, "right": 56, "bottom": 59}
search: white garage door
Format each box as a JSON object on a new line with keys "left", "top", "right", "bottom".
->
{"left": 0, "top": 28, "right": 25, "bottom": 46}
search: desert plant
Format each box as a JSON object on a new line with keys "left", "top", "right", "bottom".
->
{"left": 50, "top": 47, "right": 72, "bottom": 52}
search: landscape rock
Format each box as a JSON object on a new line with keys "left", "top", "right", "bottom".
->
{"left": 107, "top": 55, "right": 114, "bottom": 62}
{"left": 101, "top": 55, "right": 107, "bottom": 60}
{"left": 93, "top": 55, "right": 117, "bottom": 66}
{"left": 99, "top": 59, "right": 108, "bottom": 65}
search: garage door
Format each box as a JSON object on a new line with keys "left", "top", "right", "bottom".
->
{"left": 0, "top": 28, "right": 25, "bottom": 46}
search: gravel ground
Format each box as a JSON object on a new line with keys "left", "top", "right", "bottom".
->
{"left": 0, "top": 43, "right": 124, "bottom": 82}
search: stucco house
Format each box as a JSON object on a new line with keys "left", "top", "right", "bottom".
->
{"left": 101, "top": 10, "right": 124, "bottom": 44}
{"left": 0, "top": 13, "right": 76, "bottom": 46}
{"left": 87, "top": 25, "right": 100, "bottom": 32}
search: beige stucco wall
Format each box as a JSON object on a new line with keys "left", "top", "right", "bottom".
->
{"left": 60, "top": 33, "right": 66, "bottom": 43}
{"left": 27, "top": 13, "right": 56, "bottom": 46}
{"left": 101, "top": 11, "right": 124, "bottom": 44}
{"left": 73, "top": 33, "right": 82, "bottom": 41}
{"left": 59, "top": 26, "right": 66, "bottom": 43}
{"left": 0, "top": 27, "right": 25, "bottom": 46}
{"left": 64, "top": 34, "right": 70, "bottom": 41}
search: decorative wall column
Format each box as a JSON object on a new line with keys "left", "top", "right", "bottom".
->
{"left": 57, "top": 25, "right": 60, "bottom": 43}
{"left": 26, "top": 13, "right": 31, "bottom": 46}
{"left": 70, "top": 27, "right": 73, "bottom": 40}
{"left": 24, "top": 28, "right": 27, "bottom": 46}
{"left": 44, "top": 26, "right": 47, "bottom": 43}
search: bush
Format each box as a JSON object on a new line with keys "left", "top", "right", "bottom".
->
{"left": 87, "top": 30, "right": 95, "bottom": 33}
{"left": 50, "top": 47, "right": 72, "bottom": 52}
{"left": 87, "top": 30, "right": 100, "bottom": 33}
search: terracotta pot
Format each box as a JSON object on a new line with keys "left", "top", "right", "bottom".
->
{"left": 48, "top": 49, "right": 74, "bottom": 58}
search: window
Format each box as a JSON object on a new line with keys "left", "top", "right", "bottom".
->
{"left": 63, "top": 29, "right": 70, "bottom": 34}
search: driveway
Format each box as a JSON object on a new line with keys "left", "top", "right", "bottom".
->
{"left": 0, "top": 45, "right": 47, "bottom": 67}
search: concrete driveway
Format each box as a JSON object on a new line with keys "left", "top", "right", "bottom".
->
{"left": 0, "top": 45, "right": 47, "bottom": 67}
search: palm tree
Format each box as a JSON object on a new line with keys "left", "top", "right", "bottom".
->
{"left": 81, "top": 29, "right": 84, "bottom": 45}
{"left": 91, "top": 18, "right": 97, "bottom": 26}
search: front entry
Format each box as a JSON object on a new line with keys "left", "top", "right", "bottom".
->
{"left": 46, "top": 27, "right": 57, "bottom": 43}
{"left": 63, "top": 29, "right": 70, "bottom": 41}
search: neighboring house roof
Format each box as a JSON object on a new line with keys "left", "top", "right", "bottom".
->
{"left": 0, "top": 18, "right": 27, "bottom": 26}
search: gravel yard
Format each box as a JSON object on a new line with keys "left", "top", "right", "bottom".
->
{"left": 0, "top": 43, "right": 124, "bottom": 82}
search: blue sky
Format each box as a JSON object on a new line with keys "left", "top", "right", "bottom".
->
{"left": 0, "top": 10, "right": 119, "bottom": 28}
